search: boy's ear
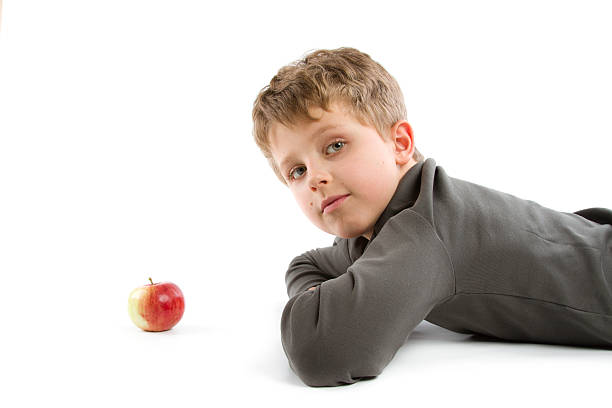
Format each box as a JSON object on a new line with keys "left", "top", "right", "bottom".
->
{"left": 389, "top": 120, "right": 415, "bottom": 165}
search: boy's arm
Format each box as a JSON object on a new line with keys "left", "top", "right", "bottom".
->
{"left": 280, "top": 209, "right": 455, "bottom": 387}
{"left": 285, "top": 236, "right": 354, "bottom": 298}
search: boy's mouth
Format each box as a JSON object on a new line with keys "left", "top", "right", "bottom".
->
{"left": 321, "top": 194, "right": 350, "bottom": 213}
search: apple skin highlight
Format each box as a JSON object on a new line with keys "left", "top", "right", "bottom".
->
{"left": 128, "top": 280, "right": 185, "bottom": 332}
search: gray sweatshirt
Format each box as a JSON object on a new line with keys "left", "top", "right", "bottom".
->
{"left": 280, "top": 158, "right": 612, "bottom": 387}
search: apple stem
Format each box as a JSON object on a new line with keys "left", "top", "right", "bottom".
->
{"left": 148, "top": 277, "right": 154, "bottom": 285}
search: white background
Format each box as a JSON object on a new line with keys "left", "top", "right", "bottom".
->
{"left": 1, "top": 0, "right": 611, "bottom": 406}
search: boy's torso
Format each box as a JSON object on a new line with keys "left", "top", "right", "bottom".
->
{"left": 355, "top": 158, "right": 612, "bottom": 346}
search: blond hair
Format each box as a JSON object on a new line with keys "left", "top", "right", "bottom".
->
{"left": 252, "top": 47, "right": 424, "bottom": 185}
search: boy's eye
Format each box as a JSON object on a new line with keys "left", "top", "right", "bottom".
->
{"left": 326, "top": 141, "right": 345, "bottom": 154}
{"left": 288, "top": 166, "right": 306, "bottom": 181}
{"left": 287, "top": 140, "right": 345, "bottom": 182}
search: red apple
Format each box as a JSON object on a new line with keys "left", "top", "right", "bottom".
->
{"left": 128, "top": 278, "right": 185, "bottom": 332}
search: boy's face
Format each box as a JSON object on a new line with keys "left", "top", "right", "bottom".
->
{"left": 269, "top": 102, "right": 417, "bottom": 240}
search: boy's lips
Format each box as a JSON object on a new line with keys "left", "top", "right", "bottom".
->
{"left": 321, "top": 194, "right": 350, "bottom": 213}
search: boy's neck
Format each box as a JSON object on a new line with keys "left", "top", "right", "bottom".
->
{"left": 360, "top": 158, "right": 419, "bottom": 241}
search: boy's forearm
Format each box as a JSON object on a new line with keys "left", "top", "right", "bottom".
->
{"left": 285, "top": 240, "right": 353, "bottom": 298}
{"left": 280, "top": 210, "right": 455, "bottom": 387}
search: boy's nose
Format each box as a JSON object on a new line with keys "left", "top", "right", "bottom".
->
{"left": 309, "top": 172, "right": 329, "bottom": 192}
{"left": 310, "top": 180, "right": 327, "bottom": 192}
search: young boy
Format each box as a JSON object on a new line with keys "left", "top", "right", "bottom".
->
{"left": 252, "top": 47, "right": 612, "bottom": 387}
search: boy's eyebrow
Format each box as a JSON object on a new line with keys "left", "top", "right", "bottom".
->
{"left": 279, "top": 124, "right": 341, "bottom": 170}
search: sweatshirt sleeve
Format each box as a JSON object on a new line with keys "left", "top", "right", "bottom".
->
{"left": 280, "top": 209, "right": 455, "bottom": 387}
{"left": 285, "top": 236, "right": 354, "bottom": 298}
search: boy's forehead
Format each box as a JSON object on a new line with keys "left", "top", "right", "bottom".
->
{"left": 307, "top": 105, "right": 325, "bottom": 120}
{"left": 269, "top": 102, "right": 354, "bottom": 143}
{"left": 270, "top": 106, "right": 331, "bottom": 136}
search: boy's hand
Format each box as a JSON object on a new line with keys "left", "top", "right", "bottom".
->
{"left": 307, "top": 286, "right": 317, "bottom": 291}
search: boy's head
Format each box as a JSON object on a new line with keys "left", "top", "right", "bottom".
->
{"left": 252, "top": 47, "right": 424, "bottom": 240}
